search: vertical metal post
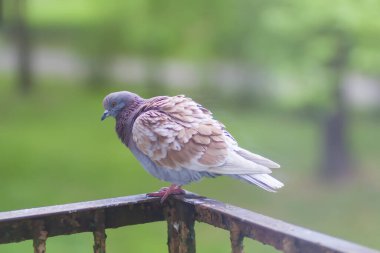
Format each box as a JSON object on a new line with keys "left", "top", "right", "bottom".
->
{"left": 93, "top": 210, "right": 107, "bottom": 253}
{"left": 32, "top": 220, "right": 48, "bottom": 253}
{"left": 230, "top": 222, "right": 244, "bottom": 253}
{"left": 165, "top": 200, "right": 196, "bottom": 253}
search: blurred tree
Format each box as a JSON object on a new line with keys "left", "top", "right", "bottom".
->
{"left": 250, "top": 1, "right": 380, "bottom": 180}
{"left": 81, "top": 19, "right": 124, "bottom": 89}
{"left": 206, "top": 0, "right": 278, "bottom": 106}
{"left": 0, "top": 0, "right": 3, "bottom": 24}
{"left": 12, "top": 0, "right": 32, "bottom": 94}
{"left": 321, "top": 28, "right": 353, "bottom": 180}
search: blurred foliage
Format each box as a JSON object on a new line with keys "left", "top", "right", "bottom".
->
{"left": 24, "top": 0, "right": 380, "bottom": 67}
{"left": 11, "top": 0, "right": 377, "bottom": 109}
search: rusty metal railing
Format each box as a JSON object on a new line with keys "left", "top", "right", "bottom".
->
{"left": 0, "top": 192, "right": 379, "bottom": 253}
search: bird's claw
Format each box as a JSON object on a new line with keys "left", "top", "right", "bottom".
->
{"left": 146, "top": 185, "right": 185, "bottom": 203}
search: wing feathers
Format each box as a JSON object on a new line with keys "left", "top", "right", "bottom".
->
{"left": 132, "top": 95, "right": 229, "bottom": 171}
{"left": 193, "top": 134, "right": 211, "bottom": 145}
{"left": 132, "top": 95, "right": 281, "bottom": 180}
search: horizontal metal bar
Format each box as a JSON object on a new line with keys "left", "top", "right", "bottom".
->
{"left": 174, "top": 193, "right": 380, "bottom": 253}
{"left": 0, "top": 194, "right": 164, "bottom": 243}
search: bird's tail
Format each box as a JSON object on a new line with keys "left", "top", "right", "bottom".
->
{"left": 231, "top": 147, "right": 284, "bottom": 192}
{"left": 232, "top": 174, "right": 284, "bottom": 192}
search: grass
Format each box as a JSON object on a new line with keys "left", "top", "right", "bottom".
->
{"left": 0, "top": 79, "right": 379, "bottom": 252}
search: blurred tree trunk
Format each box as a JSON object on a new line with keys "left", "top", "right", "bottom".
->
{"left": 86, "top": 55, "right": 110, "bottom": 89}
{"left": 0, "top": 0, "right": 3, "bottom": 24}
{"left": 13, "top": 0, "right": 32, "bottom": 94}
{"left": 145, "top": 59, "right": 167, "bottom": 97}
{"left": 321, "top": 32, "right": 352, "bottom": 181}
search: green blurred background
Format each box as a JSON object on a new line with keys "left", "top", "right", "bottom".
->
{"left": 1, "top": 0, "right": 380, "bottom": 252}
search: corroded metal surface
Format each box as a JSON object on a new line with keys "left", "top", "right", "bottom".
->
{"left": 0, "top": 194, "right": 164, "bottom": 244}
{"left": 93, "top": 210, "right": 106, "bottom": 253}
{"left": 0, "top": 192, "right": 379, "bottom": 253}
{"left": 32, "top": 220, "right": 47, "bottom": 253}
{"left": 175, "top": 193, "right": 380, "bottom": 253}
{"left": 230, "top": 221, "right": 244, "bottom": 253}
{"left": 165, "top": 200, "right": 196, "bottom": 253}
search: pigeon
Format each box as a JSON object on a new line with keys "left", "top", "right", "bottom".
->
{"left": 101, "top": 91, "right": 283, "bottom": 202}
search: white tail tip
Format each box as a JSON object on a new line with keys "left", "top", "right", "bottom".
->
{"left": 237, "top": 174, "right": 284, "bottom": 192}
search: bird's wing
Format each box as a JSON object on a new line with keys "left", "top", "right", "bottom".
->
{"left": 132, "top": 95, "right": 271, "bottom": 175}
{"left": 132, "top": 95, "right": 229, "bottom": 171}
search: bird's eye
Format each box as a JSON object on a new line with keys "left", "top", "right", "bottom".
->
{"left": 111, "top": 101, "right": 117, "bottom": 108}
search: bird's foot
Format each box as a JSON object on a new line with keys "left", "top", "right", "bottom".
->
{"left": 147, "top": 184, "right": 185, "bottom": 203}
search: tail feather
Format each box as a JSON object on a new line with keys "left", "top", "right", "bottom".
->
{"left": 233, "top": 174, "right": 284, "bottom": 192}
{"left": 215, "top": 146, "right": 284, "bottom": 192}
{"left": 236, "top": 148, "right": 280, "bottom": 169}
{"left": 209, "top": 150, "right": 272, "bottom": 175}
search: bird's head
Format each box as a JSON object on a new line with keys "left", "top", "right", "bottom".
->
{"left": 101, "top": 91, "right": 141, "bottom": 121}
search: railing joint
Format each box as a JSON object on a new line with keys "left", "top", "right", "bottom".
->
{"left": 165, "top": 199, "right": 196, "bottom": 253}
{"left": 230, "top": 221, "right": 244, "bottom": 253}
{"left": 32, "top": 220, "right": 48, "bottom": 253}
{"left": 93, "top": 209, "right": 106, "bottom": 253}
{"left": 281, "top": 236, "right": 298, "bottom": 253}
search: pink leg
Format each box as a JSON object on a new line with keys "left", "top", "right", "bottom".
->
{"left": 147, "top": 184, "right": 185, "bottom": 203}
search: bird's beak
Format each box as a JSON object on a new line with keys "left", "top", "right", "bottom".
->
{"left": 101, "top": 110, "right": 109, "bottom": 121}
